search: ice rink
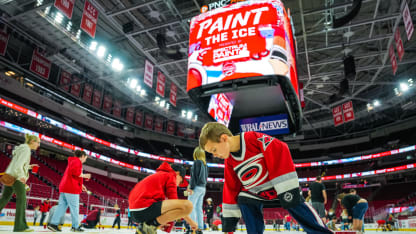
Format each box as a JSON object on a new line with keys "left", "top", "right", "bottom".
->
{"left": 0, "top": 226, "right": 414, "bottom": 234}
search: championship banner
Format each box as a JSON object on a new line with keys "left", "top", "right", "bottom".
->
{"left": 92, "top": 89, "right": 102, "bottom": 108}
{"left": 59, "top": 70, "right": 71, "bottom": 92}
{"left": 82, "top": 83, "right": 93, "bottom": 104}
{"left": 0, "top": 30, "right": 9, "bottom": 56}
{"left": 389, "top": 44, "right": 398, "bottom": 75}
{"left": 54, "top": 0, "right": 76, "bottom": 19}
{"left": 135, "top": 111, "right": 143, "bottom": 126}
{"left": 395, "top": 28, "right": 405, "bottom": 61}
{"left": 177, "top": 124, "right": 185, "bottom": 137}
{"left": 70, "top": 76, "right": 81, "bottom": 97}
{"left": 332, "top": 105, "right": 343, "bottom": 127}
{"left": 167, "top": 120, "right": 175, "bottom": 135}
{"left": 342, "top": 101, "right": 355, "bottom": 123}
{"left": 30, "top": 49, "right": 51, "bottom": 80}
{"left": 125, "top": 107, "right": 134, "bottom": 123}
{"left": 156, "top": 71, "right": 166, "bottom": 97}
{"left": 145, "top": 114, "right": 154, "bottom": 130}
{"left": 403, "top": 2, "right": 414, "bottom": 41}
{"left": 144, "top": 60, "right": 154, "bottom": 88}
{"left": 154, "top": 116, "right": 164, "bottom": 132}
{"left": 169, "top": 83, "right": 177, "bottom": 106}
{"left": 102, "top": 95, "right": 113, "bottom": 113}
{"left": 113, "top": 101, "right": 121, "bottom": 117}
{"left": 80, "top": 0, "right": 98, "bottom": 38}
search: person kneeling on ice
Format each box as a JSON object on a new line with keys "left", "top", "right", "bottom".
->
{"left": 199, "top": 122, "right": 334, "bottom": 234}
{"left": 128, "top": 162, "right": 197, "bottom": 234}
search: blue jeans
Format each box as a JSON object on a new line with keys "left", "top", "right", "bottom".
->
{"left": 239, "top": 202, "right": 264, "bottom": 234}
{"left": 51, "top": 193, "right": 80, "bottom": 228}
{"left": 188, "top": 186, "right": 206, "bottom": 229}
{"left": 352, "top": 202, "right": 368, "bottom": 220}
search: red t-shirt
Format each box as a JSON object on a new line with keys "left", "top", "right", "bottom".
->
{"left": 129, "top": 162, "right": 178, "bottom": 210}
{"left": 40, "top": 202, "right": 51, "bottom": 212}
{"left": 59, "top": 157, "right": 83, "bottom": 194}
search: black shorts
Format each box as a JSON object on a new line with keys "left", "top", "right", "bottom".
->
{"left": 130, "top": 201, "right": 163, "bottom": 223}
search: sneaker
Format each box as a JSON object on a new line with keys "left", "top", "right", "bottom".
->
{"left": 70, "top": 227, "right": 84, "bottom": 232}
{"left": 22, "top": 228, "right": 34, "bottom": 232}
{"left": 47, "top": 224, "right": 62, "bottom": 232}
{"left": 136, "top": 223, "right": 157, "bottom": 234}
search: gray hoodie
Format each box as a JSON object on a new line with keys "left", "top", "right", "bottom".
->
{"left": 5, "top": 144, "right": 31, "bottom": 181}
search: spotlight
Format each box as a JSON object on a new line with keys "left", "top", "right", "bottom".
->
{"left": 89, "top": 41, "right": 97, "bottom": 51}
{"left": 111, "top": 58, "right": 123, "bottom": 71}
{"left": 129, "top": 79, "right": 138, "bottom": 89}
{"left": 187, "top": 111, "right": 193, "bottom": 119}
{"left": 97, "top": 46, "right": 106, "bottom": 58}
{"left": 373, "top": 100, "right": 380, "bottom": 107}
{"left": 400, "top": 83, "right": 409, "bottom": 92}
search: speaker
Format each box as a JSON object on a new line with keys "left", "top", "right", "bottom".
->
{"left": 122, "top": 22, "right": 134, "bottom": 33}
{"left": 332, "top": 0, "right": 362, "bottom": 28}
{"left": 343, "top": 55, "right": 356, "bottom": 78}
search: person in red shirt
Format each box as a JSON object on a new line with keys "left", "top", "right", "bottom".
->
{"left": 39, "top": 198, "right": 51, "bottom": 226}
{"left": 47, "top": 150, "right": 91, "bottom": 232}
{"left": 129, "top": 162, "right": 197, "bottom": 234}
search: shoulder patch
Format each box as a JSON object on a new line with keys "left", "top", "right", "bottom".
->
{"left": 257, "top": 135, "right": 275, "bottom": 151}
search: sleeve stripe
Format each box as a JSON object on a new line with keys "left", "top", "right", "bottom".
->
{"left": 222, "top": 203, "right": 242, "bottom": 218}
{"left": 272, "top": 176, "right": 300, "bottom": 195}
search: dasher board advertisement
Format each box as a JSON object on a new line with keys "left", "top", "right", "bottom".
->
{"left": 187, "top": 0, "right": 298, "bottom": 95}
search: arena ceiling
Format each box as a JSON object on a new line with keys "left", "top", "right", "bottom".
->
{"left": 1, "top": 0, "right": 416, "bottom": 140}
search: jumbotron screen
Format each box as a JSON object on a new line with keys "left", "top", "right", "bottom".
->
{"left": 187, "top": 0, "right": 298, "bottom": 95}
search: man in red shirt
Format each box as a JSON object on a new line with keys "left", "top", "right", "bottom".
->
{"left": 47, "top": 150, "right": 90, "bottom": 232}
{"left": 129, "top": 162, "right": 197, "bottom": 234}
{"left": 39, "top": 199, "right": 51, "bottom": 226}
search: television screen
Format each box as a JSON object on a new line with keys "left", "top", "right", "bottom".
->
{"left": 187, "top": 0, "right": 298, "bottom": 95}
{"left": 208, "top": 93, "right": 233, "bottom": 127}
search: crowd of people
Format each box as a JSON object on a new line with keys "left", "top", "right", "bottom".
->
{"left": 0, "top": 124, "right": 374, "bottom": 234}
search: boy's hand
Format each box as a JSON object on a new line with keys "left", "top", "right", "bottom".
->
{"left": 188, "top": 219, "right": 197, "bottom": 230}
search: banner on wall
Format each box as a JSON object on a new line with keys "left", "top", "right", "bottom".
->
{"left": 113, "top": 101, "right": 121, "bottom": 117}
{"left": 59, "top": 70, "right": 71, "bottom": 92}
{"left": 145, "top": 114, "right": 154, "bottom": 129}
{"left": 92, "top": 89, "right": 102, "bottom": 108}
{"left": 126, "top": 107, "right": 134, "bottom": 123}
{"left": 403, "top": 2, "right": 414, "bottom": 41}
{"left": 332, "top": 105, "right": 343, "bottom": 127}
{"left": 144, "top": 60, "right": 154, "bottom": 88}
{"left": 102, "top": 95, "right": 113, "bottom": 113}
{"left": 167, "top": 120, "right": 175, "bottom": 135}
{"left": 70, "top": 76, "right": 81, "bottom": 97}
{"left": 177, "top": 124, "right": 185, "bottom": 137}
{"left": 82, "top": 84, "right": 93, "bottom": 104}
{"left": 80, "top": 0, "right": 98, "bottom": 38}
{"left": 54, "top": 0, "right": 76, "bottom": 19}
{"left": 30, "top": 49, "right": 51, "bottom": 79}
{"left": 135, "top": 111, "right": 143, "bottom": 126}
{"left": 156, "top": 71, "right": 166, "bottom": 97}
{"left": 0, "top": 31, "right": 9, "bottom": 56}
{"left": 395, "top": 28, "right": 405, "bottom": 61}
{"left": 154, "top": 117, "right": 164, "bottom": 132}
{"left": 342, "top": 101, "right": 355, "bottom": 123}
{"left": 389, "top": 44, "right": 398, "bottom": 75}
{"left": 169, "top": 83, "right": 177, "bottom": 106}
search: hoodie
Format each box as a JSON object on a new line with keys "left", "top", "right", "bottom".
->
{"left": 59, "top": 156, "right": 83, "bottom": 194}
{"left": 5, "top": 144, "right": 31, "bottom": 181}
{"left": 129, "top": 162, "right": 178, "bottom": 211}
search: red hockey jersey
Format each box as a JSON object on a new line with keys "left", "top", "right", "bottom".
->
{"left": 222, "top": 131, "right": 299, "bottom": 219}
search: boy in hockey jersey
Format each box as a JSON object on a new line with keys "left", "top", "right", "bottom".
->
{"left": 199, "top": 122, "right": 333, "bottom": 234}
{"left": 128, "top": 162, "right": 197, "bottom": 234}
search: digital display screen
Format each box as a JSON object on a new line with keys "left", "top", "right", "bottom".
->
{"left": 187, "top": 0, "right": 298, "bottom": 95}
{"left": 208, "top": 93, "right": 233, "bottom": 127}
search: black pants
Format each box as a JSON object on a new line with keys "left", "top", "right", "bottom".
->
{"left": 83, "top": 220, "right": 98, "bottom": 228}
{"left": 207, "top": 215, "right": 213, "bottom": 227}
{"left": 112, "top": 216, "right": 121, "bottom": 229}
{"left": 128, "top": 217, "right": 133, "bottom": 227}
{"left": 39, "top": 212, "right": 47, "bottom": 226}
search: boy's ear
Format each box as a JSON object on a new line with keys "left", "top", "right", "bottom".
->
{"left": 220, "top": 134, "right": 228, "bottom": 142}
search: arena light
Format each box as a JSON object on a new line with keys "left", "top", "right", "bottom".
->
{"left": 111, "top": 58, "right": 123, "bottom": 71}
{"left": 106, "top": 54, "right": 112, "bottom": 63}
{"left": 160, "top": 100, "right": 166, "bottom": 108}
{"left": 89, "top": 41, "right": 97, "bottom": 51}
{"left": 155, "top": 96, "right": 160, "bottom": 103}
{"left": 193, "top": 115, "right": 198, "bottom": 121}
{"left": 97, "top": 46, "right": 106, "bottom": 58}
{"left": 400, "top": 82, "right": 409, "bottom": 92}
{"left": 181, "top": 110, "right": 186, "bottom": 118}
{"left": 76, "top": 29, "right": 81, "bottom": 40}
{"left": 66, "top": 21, "right": 72, "bottom": 31}
{"left": 135, "top": 85, "right": 141, "bottom": 92}
{"left": 187, "top": 111, "right": 193, "bottom": 119}
{"left": 140, "top": 89, "right": 146, "bottom": 96}
{"left": 408, "top": 78, "right": 413, "bottom": 87}
{"left": 373, "top": 100, "right": 380, "bottom": 107}
{"left": 166, "top": 103, "right": 170, "bottom": 110}
{"left": 129, "top": 79, "right": 138, "bottom": 89}
{"left": 55, "top": 12, "right": 64, "bottom": 24}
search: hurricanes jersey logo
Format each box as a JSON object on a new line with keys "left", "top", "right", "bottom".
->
{"left": 257, "top": 135, "right": 275, "bottom": 151}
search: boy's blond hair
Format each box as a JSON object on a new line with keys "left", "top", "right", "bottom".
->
{"left": 199, "top": 122, "right": 233, "bottom": 150}
{"left": 25, "top": 133, "right": 39, "bottom": 144}
{"left": 193, "top": 146, "right": 206, "bottom": 165}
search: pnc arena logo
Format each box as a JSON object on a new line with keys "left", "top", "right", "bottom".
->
{"left": 201, "top": 0, "right": 247, "bottom": 13}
